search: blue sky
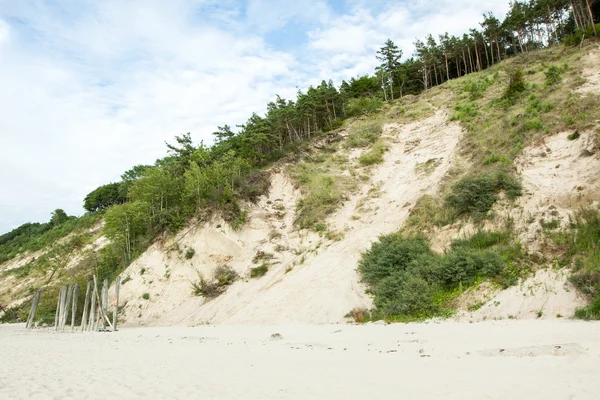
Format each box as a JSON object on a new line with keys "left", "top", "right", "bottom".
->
{"left": 0, "top": 0, "right": 510, "bottom": 233}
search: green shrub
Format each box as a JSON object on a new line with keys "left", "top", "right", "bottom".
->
{"left": 358, "top": 140, "right": 387, "bottom": 166}
{"left": 191, "top": 265, "right": 238, "bottom": 298}
{"left": 524, "top": 118, "right": 544, "bottom": 131}
{"left": 445, "top": 171, "right": 522, "bottom": 218}
{"left": 525, "top": 94, "right": 553, "bottom": 116}
{"left": 463, "top": 76, "right": 493, "bottom": 100}
{"left": 357, "top": 235, "right": 431, "bottom": 287}
{"left": 554, "top": 209, "right": 600, "bottom": 319}
{"left": 358, "top": 232, "right": 509, "bottom": 319}
{"left": 451, "top": 230, "right": 511, "bottom": 250}
{"left": 575, "top": 297, "right": 600, "bottom": 320}
{"left": 345, "top": 97, "right": 383, "bottom": 117}
{"left": 142, "top": 293, "right": 150, "bottom": 300}
{"left": 440, "top": 248, "right": 504, "bottom": 286}
{"left": 375, "top": 272, "right": 440, "bottom": 317}
{"left": 503, "top": 68, "right": 526, "bottom": 102}
{"left": 185, "top": 248, "right": 196, "bottom": 259}
{"left": 250, "top": 263, "right": 269, "bottom": 278}
{"left": 214, "top": 264, "right": 238, "bottom": 286}
{"left": 482, "top": 152, "right": 509, "bottom": 165}
{"left": 544, "top": 64, "right": 567, "bottom": 87}
{"left": 323, "top": 118, "right": 344, "bottom": 132}
{"left": 451, "top": 102, "right": 478, "bottom": 122}
{"left": 567, "top": 131, "right": 580, "bottom": 141}
{"left": 564, "top": 23, "right": 600, "bottom": 46}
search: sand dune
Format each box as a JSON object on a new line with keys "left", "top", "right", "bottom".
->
{"left": 2, "top": 320, "right": 600, "bottom": 399}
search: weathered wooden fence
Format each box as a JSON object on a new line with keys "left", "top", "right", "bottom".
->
{"left": 26, "top": 275, "right": 121, "bottom": 332}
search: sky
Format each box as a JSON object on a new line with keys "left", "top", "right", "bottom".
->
{"left": 0, "top": 0, "right": 511, "bottom": 234}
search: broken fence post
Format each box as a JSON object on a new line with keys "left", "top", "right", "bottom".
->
{"left": 112, "top": 276, "right": 121, "bottom": 331}
{"left": 71, "top": 283, "right": 79, "bottom": 330}
{"left": 81, "top": 281, "right": 92, "bottom": 331}
{"left": 26, "top": 291, "right": 41, "bottom": 329}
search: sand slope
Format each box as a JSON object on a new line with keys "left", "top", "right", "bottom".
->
{"left": 117, "top": 110, "right": 462, "bottom": 326}
{"left": 2, "top": 320, "right": 600, "bottom": 399}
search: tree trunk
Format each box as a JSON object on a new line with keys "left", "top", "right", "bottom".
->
{"left": 571, "top": 0, "right": 582, "bottom": 29}
{"left": 444, "top": 51, "right": 450, "bottom": 80}
{"left": 489, "top": 40, "right": 495, "bottom": 64}
{"left": 474, "top": 40, "right": 481, "bottom": 71}
{"left": 517, "top": 30, "right": 524, "bottom": 53}
{"left": 483, "top": 41, "right": 490, "bottom": 67}
{"left": 496, "top": 39, "right": 501, "bottom": 62}
{"left": 467, "top": 45, "right": 474, "bottom": 73}
{"left": 585, "top": 0, "right": 597, "bottom": 34}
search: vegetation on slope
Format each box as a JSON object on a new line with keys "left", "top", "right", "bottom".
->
{"left": 357, "top": 226, "right": 527, "bottom": 321}
{"left": 554, "top": 209, "right": 600, "bottom": 320}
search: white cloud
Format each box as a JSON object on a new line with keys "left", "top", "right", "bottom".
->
{"left": 0, "top": 1, "right": 299, "bottom": 232}
{"left": 305, "top": 0, "right": 511, "bottom": 80}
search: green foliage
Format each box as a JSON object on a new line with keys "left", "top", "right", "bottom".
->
{"left": 524, "top": 118, "right": 544, "bottom": 131}
{"left": 358, "top": 235, "right": 432, "bottom": 287}
{"left": 503, "top": 69, "right": 526, "bottom": 102}
{"left": 482, "top": 152, "right": 510, "bottom": 165}
{"left": 191, "top": 265, "right": 238, "bottom": 298}
{"left": 142, "top": 293, "right": 150, "bottom": 300}
{"left": 544, "top": 64, "right": 567, "bottom": 87}
{"left": 103, "top": 201, "right": 150, "bottom": 263}
{"left": 250, "top": 263, "right": 269, "bottom": 278}
{"left": 83, "top": 183, "right": 126, "bottom": 212}
{"left": 567, "top": 131, "right": 580, "bottom": 141}
{"left": 445, "top": 171, "right": 522, "bottom": 219}
{"left": 346, "top": 121, "right": 383, "bottom": 148}
{"left": 213, "top": 265, "right": 239, "bottom": 286}
{"left": 451, "top": 102, "right": 478, "bottom": 122}
{"left": 555, "top": 209, "right": 600, "bottom": 319}
{"left": 228, "top": 209, "right": 248, "bottom": 231}
{"left": 252, "top": 251, "right": 274, "bottom": 264}
{"left": 358, "top": 140, "right": 388, "bottom": 166}
{"left": 185, "top": 248, "right": 195, "bottom": 259}
{"left": 462, "top": 76, "right": 493, "bottom": 100}
{"left": 575, "top": 297, "right": 600, "bottom": 320}
{"left": 0, "top": 212, "right": 98, "bottom": 264}
{"left": 358, "top": 232, "right": 512, "bottom": 319}
{"left": 564, "top": 23, "right": 600, "bottom": 46}
{"left": 344, "top": 97, "right": 383, "bottom": 117}
{"left": 294, "top": 169, "right": 342, "bottom": 229}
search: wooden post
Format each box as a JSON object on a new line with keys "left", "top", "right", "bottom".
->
{"left": 26, "top": 293, "right": 35, "bottom": 329}
{"left": 71, "top": 284, "right": 79, "bottom": 330}
{"left": 55, "top": 286, "right": 64, "bottom": 330}
{"left": 81, "top": 281, "right": 92, "bottom": 331}
{"left": 89, "top": 283, "right": 97, "bottom": 331}
{"left": 112, "top": 276, "right": 121, "bottom": 331}
{"left": 61, "top": 285, "right": 72, "bottom": 330}
{"left": 26, "top": 291, "right": 41, "bottom": 329}
{"left": 102, "top": 279, "right": 108, "bottom": 317}
{"left": 92, "top": 275, "right": 113, "bottom": 331}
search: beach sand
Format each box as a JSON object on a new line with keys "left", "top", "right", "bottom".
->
{"left": 1, "top": 320, "right": 600, "bottom": 399}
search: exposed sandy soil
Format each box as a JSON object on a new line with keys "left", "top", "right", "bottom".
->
{"left": 577, "top": 43, "right": 600, "bottom": 94}
{"left": 1, "top": 320, "right": 599, "bottom": 399}
{"left": 118, "top": 110, "right": 463, "bottom": 326}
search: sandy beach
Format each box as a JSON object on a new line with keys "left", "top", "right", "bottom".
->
{"left": 1, "top": 320, "right": 600, "bottom": 399}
